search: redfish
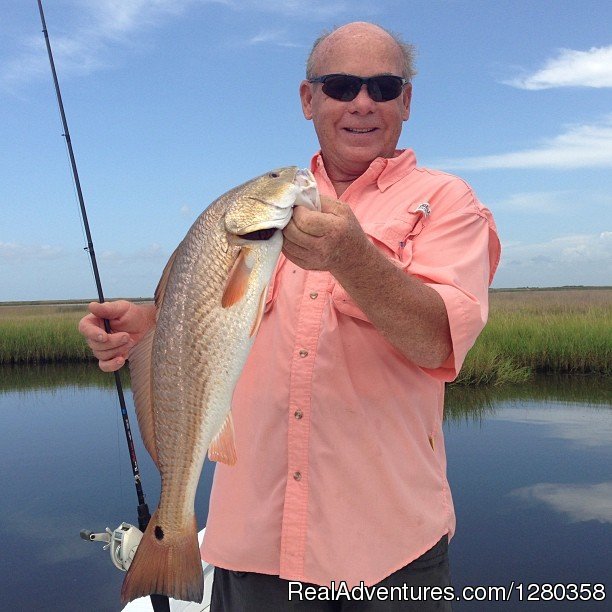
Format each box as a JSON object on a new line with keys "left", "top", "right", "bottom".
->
{"left": 121, "top": 167, "right": 319, "bottom": 603}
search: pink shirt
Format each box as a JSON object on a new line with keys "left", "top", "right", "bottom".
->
{"left": 202, "top": 149, "right": 501, "bottom": 588}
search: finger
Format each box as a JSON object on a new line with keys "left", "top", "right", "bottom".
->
{"left": 78, "top": 313, "right": 106, "bottom": 341}
{"left": 283, "top": 222, "right": 321, "bottom": 251}
{"left": 79, "top": 314, "right": 132, "bottom": 347}
{"left": 87, "top": 334, "right": 133, "bottom": 353}
{"left": 98, "top": 355, "right": 127, "bottom": 373}
{"left": 291, "top": 207, "right": 328, "bottom": 237}
{"left": 282, "top": 236, "right": 311, "bottom": 258}
{"left": 88, "top": 300, "right": 131, "bottom": 322}
{"left": 319, "top": 195, "right": 344, "bottom": 215}
{"left": 281, "top": 247, "right": 309, "bottom": 270}
{"left": 90, "top": 339, "right": 134, "bottom": 359}
{"left": 282, "top": 240, "right": 318, "bottom": 270}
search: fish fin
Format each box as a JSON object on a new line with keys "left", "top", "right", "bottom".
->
{"left": 154, "top": 244, "right": 181, "bottom": 308}
{"left": 221, "top": 247, "right": 252, "bottom": 308}
{"left": 121, "top": 511, "right": 203, "bottom": 604}
{"left": 208, "top": 411, "right": 237, "bottom": 465}
{"left": 249, "top": 285, "right": 267, "bottom": 337}
{"left": 127, "top": 327, "right": 158, "bottom": 465}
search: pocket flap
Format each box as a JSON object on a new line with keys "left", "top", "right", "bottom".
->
{"left": 361, "top": 200, "right": 429, "bottom": 255}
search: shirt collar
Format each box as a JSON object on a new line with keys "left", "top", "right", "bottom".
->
{"left": 310, "top": 149, "right": 417, "bottom": 193}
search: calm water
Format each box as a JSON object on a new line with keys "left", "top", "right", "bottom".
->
{"left": 0, "top": 367, "right": 610, "bottom": 611}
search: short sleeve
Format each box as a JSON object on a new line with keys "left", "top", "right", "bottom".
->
{"left": 408, "top": 196, "right": 501, "bottom": 382}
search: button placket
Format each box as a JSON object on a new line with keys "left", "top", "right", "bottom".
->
{"left": 280, "top": 270, "right": 329, "bottom": 576}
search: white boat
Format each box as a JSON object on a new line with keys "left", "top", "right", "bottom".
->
{"left": 122, "top": 529, "right": 213, "bottom": 612}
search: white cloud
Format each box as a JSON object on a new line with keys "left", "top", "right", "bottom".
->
{"left": 502, "top": 231, "right": 611, "bottom": 266}
{"left": 223, "top": 0, "right": 371, "bottom": 19}
{"left": 2, "top": 0, "right": 194, "bottom": 90}
{"left": 511, "top": 482, "right": 612, "bottom": 524}
{"left": 180, "top": 204, "right": 193, "bottom": 218}
{"left": 89, "top": 0, "right": 192, "bottom": 34}
{"left": 441, "top": 116, "right": 612, "bottom": 170}
{"left": 505, "top": 45, "right": 612, "bottom": 90}
{"left": 0, "top": 241, "right": 64, "bottom": 263}
{"left": 494, "top": 232, "right": 612, "bottom": 287}
{"left": 100, "top": 242, "right": 168, "bottom": 264}
{"left": 2, "top": 0, "right": 363, "bottom": 90}
{"left": 491, "top": 191, "right": 573, "bottom": 214}
{"left": 246, "top": 30, "right": 303, "bottom": 48}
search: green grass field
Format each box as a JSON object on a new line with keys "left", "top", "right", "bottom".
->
{"left": 456, "top": 289, "right": 611, "bottom": 385}
{"left": 0, "top": 303, "right": 92, "bottom": 365}
{"left": 1, "top": 289, "right": 610, "bottom": 385}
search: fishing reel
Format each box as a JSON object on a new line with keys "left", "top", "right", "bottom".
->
{"left": 80, "top": 522, "right": 143, "bottom": 572}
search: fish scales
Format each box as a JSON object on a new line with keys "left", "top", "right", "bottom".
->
{"left": 120, "top": 167, "right": 319, "bottom": 604}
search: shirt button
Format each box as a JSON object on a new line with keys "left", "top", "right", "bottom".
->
{"left": 299, "top": 349, "right": 309, "bottom": 358}
{"left": 294, "top": 410, "right": 303, "bottom": 419}
{"left": 309, "top": 291, "right": 318, "bottom": 299}
{"left": 293, "top": 471, "right": 302, "bottom": 481}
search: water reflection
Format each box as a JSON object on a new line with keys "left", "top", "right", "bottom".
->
{"left": 511, "top": 482, "right": 612, "bottom": 524}
{"left": 444, "top": 375, "right": 611, "bottom": 420}
{"left": 1, "top": 365, "right": 610, "bottom": 611}
{"left": 493, "top": 401, "right": 612, "bottom": 531}
{"left": 2, "top": 363, "right": 610, "bottom": 409}
{"left": 0, "top": 379, "right": 216, "bottom": 611}
{"left": 0, "top": 362, "right": 114, "bottom": 392}
{"left": 490, "top": 403, "right": 612, "bottom": 448}
{"left": 443, "top": 385, "right": 611, "bottom": 610}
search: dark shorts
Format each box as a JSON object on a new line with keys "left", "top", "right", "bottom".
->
{"left": 210, "top": 534, "right": 452, "bottom": 611}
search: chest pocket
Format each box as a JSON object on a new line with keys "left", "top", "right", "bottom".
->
{"left": 330, "top": 202, "right": 429, "bottom": 321}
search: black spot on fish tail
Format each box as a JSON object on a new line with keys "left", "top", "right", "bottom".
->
{"left": 154, "top": 526, "right": 164, "bottom": 540}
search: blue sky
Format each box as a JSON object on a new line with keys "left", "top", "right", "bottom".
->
{"left": 1, "top": 0, "right": 611, "bottom": 300}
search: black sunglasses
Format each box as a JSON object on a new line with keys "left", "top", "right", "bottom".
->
{"left": 308, "top": 73, "right": 409, "bottom": 102}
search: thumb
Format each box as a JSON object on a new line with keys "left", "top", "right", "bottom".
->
{"left": 319, "top": 195, "right": 345, "bottom": 215}
{"left": 88, "top": 299, "right": 131, "bottom": 321}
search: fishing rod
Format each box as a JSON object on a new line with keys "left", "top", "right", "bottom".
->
{"left": 37, "top": 2, "right": 169, "bottom": 610}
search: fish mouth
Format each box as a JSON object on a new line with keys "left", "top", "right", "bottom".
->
{"left": 293, "top": 168, "right": 320, "bottom": 211}
{"left": 239, "top": 228, "right": 278, "bottom": 241}
{"left": 227, "top": 168, "right": 319, "bottom": 242}
{"left": 231, "top": 216, "right": 288, "bottom": 243}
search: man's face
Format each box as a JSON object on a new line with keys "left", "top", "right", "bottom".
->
{"left": 300, "top": 31, "right": 411, "bottom": 181}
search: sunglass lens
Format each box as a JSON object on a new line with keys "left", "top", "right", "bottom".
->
{"left": 319, "top": 75, "right": 404, "bottom": 102}
{"left": 370, "top": 76, "right": 402, "bottom": 102}
{"left": 367, "top": 79, "right": 384, "bottom": 102}
{"left": 322, "top": 75, "right": 361, "bottom": 101}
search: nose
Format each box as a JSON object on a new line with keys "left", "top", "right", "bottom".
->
{"left": 348, "top": 84, "right": 376, "bottom": 113}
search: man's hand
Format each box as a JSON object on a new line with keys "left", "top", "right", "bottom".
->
{"left": 283, "top": 195, "right": 452, "bottom": 368}
{"left": 282, "top": 195, "right": 368, "bottom": 273}
{"left": 78, "top": 300, "right": 156, "bottom": 372}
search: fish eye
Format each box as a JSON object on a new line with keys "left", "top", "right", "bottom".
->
{"left": 268, "top": 172, "right": 280, "bottom": 178}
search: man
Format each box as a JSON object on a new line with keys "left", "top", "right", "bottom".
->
{"left": 80, "top": 22, "right": 500, "bottom": 611}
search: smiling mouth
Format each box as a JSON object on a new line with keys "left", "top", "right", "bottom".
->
{"left": 344, "top": 127, "right": 377, "bottom": 134}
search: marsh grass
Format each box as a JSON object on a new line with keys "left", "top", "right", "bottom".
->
{"left": 0, "top": 303, "right": 92, "bottom": 364}
{"left": 456, "top": 289, "right": 611, "bottom": 385}
{"left": 1, "top": 290, "right": 610, "bottom": 385}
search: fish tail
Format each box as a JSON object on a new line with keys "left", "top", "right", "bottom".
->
{"left": 120, "top": 511, "right": 203, "bottom": 604}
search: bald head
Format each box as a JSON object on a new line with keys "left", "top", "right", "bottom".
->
{"left": 306, "top": 22, "right": 416, "bottom": 80}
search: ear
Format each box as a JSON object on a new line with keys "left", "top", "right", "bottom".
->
{"left": 299, "top": 80, "right": 314, "bottom": 120}
{"left": 401, "top": 83, "right": 412, "bottom": 121}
